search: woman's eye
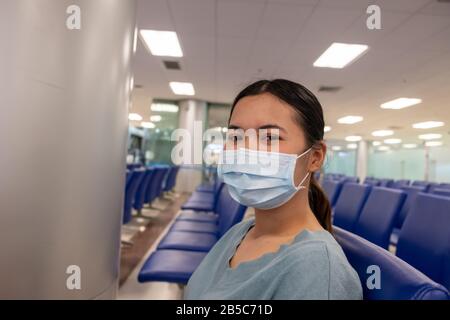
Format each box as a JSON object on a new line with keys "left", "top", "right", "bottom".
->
{"left": 262, "top": 135, "right": 280, "bottom": 142}
{"left": 228, "top": 135, "right": 242, "bottom": 142}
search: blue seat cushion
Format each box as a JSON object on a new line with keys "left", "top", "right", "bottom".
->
{"left": 158, "top": 231, "right": 218, "bottom": 252}
{"left": 171, "top": 220, "right": 219, "bottom": 234}
{"left": 187, "top": 191, "right": 215, "bottom": 203}
{"left": 138, "top": 249, "right": 207, "bottom": 284}
{"left": 196, "top": 184, "right": 215, "bottom": 192}
{"left": 181, "top": 201, "right": 215, "bottom": 212}
{"left": 177, "top": 211, "right": 218, "bottom": 223}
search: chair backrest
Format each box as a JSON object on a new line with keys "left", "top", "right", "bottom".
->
{"left": 333, "top": 183, "right": 371, "bottom": 232}
{"left": 379, "top": 179, "right": 394, "bottom": 188}
{"left": 333, "top": 227, "right": 449, "bottom": 300}
{"left": 164, "top": 166, "right": 180, "bottom": 191}
{"left": 364, "top": 178, "right": 380, "bottom": 187}
{"left": 157, "top": 166, "right": 170, "bottom": 197}
{"left": 353, "top": 187, "right": 406, "bottom": 249}
{"left": 395, "top": 186, "right": 426, "bottom": 229}
{"left": 396, "top": 193, "right": 450, "bottom": 290}
{"left": 432, "top": 188, "right": 450, "bottom": 198}
{"left": 321, "top": 180, "right": 343, "bottom": 206}
{"left": 146, "top": 167, "right": 166, "bottom": 204}
{"left": 341, "top": 176, "right": 359, "bottom": 184}
{"left": 439, "top": 183, "right": 450, "bottom": 189}
{"left": 391, "top": 179, "right": 410, "bottom": 189}
{"left": 133, "top": 168, "right": 154, "bottom": 210}
{"left": 216, "top": 185, "right": 247, "bottom": 236}
{"left": 123, "top": 169, "right": 145, "bottom": 224}
{"left": 412, "top": 180, "right": 429, "bottom": 188}
{"left": 125, "top": 170, "right": 132, "bottom": 187}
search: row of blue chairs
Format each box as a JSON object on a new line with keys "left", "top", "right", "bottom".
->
{"left": 137, "top": 179, "right": 247, "bottom": 284}
{"left": 322, "top": 180, "right": 450, "bottom": 298}
{"left": 124, "top": 165, "right": 180, "bottom": 224}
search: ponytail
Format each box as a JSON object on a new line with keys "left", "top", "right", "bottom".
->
{"left": 308, "top": 173, "right": 332, "bottom": 233}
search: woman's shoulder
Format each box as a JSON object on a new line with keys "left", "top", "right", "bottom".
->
{"left": 285, "top": 229, "right": 355, "bottom": 271}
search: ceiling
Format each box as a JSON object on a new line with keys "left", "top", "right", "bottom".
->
{"left": 130, "top": 0, "right": 450, "bottom": 146}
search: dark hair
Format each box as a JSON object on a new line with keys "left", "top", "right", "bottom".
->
{"left": 229, "top": 79, "right": 332, "bottom": 232}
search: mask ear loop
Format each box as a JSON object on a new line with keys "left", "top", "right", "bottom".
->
{"left": 293, "top": 147, "right": 313, "bottom": 190}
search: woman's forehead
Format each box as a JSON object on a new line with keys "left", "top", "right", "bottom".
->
{"left": 230, "top": 93, "right": 297, "bottom": 129}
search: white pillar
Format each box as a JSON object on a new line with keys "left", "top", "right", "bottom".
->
{"left": 356, "top": 140, "right": 368, "bottom": 183}
{"left": 0, "top": 0, "right": 136, "bottom": 299}
{"left": 176, "top": 100, "right": 207, "bottom": 193}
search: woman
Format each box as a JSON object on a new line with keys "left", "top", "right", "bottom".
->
{"left": 184, "top": 79, "right": 362, "bottom": 300}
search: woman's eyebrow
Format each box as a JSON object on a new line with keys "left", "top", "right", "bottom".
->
{"left": 258, "top": 124, "right": 287, "bottom": 133}
{"left": 227, "top": 124, "right": 287, "bottom": 133}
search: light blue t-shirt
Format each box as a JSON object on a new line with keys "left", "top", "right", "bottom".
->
{"left": 184, "top": 218, "right": 362, "bottom": 300}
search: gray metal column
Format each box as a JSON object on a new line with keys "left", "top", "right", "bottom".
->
{"left": 0, "top": 0, "right": 136, "bottom": 299}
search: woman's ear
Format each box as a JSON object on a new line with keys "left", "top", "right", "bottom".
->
{"left": 308, "top": 142, "right": 326, "bottom": 172}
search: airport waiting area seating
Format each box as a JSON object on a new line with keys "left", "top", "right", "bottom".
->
{"left": 123, "top": 164, "right": 180, "bottom": 225}
{"left": 130, "top": 169, "right": 450, "bottom": 299}
{"left": 138, "top": 184, "right": 247, "bottom": 284}
{"left": 323, "top": 173, "right": 450, "bottom": 296}
{"left": 334, "top": 227, "right": 449, "bottom": 300}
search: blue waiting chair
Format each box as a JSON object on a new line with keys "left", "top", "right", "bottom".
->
{"left": 353, "top": 187, "right": 406, "bottom": 249}
{"left": 321, "top": 180, "right": 343, "bottom": 207}
{"left": 157, "top": 186, "right": 246, "bottom": 252}
{"left": 123, "top": 169, "right": 145, "bottom": 224}
{"left": 389, "top": 186, "right": 426, "bottom": 246}
{"left": 133, "top": 167, "right": 154, "bottom": 212}
{"left": 333, "top": 183, "right": 371, "bottom": 232}
{"left": 334, "top": 227, "right": 449, "bottom": 300}
{"left": 432, "top": 188, "right": 450, "bottom": 197}
{"left": 181, "top": 179, "right": 224, "bottom": 212}
{"left": 163, "top": 166, "right": 180, "bottom": 192}
{"left": 396, "top": 193, "right": 450, "bottom": 290}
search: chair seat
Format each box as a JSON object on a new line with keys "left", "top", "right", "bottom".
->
{"left": 171, "top": 220, "right": 219, "bottom": 234}
{"left": 138, "top": 250, "right": 207, "bottom": 284}
{"left": 196, "top": 184, "right": 215, "bottom": 192}
{"left": 187, "top": 191, "right": 215, "bottom": 203}
{"left": 181, "top": 201, "right": 215, "bottom": 212}
{"left": 157, "top": 231, "right": 218, "bottom": 251}
{"left": 177, "top": 210, "right": 218, "bottom": 223}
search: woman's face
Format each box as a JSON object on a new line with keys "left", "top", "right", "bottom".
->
{"left": 227, "top": 92, "right": 324, "bottom": 185}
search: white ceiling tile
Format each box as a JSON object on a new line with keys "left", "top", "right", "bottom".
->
{"left": 217, "top": 0, "right": 266, "bottom": 37}
{"left": 168, "top": 0, "right": 215, "bottom": 36}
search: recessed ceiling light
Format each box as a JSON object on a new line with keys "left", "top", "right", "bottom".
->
{"left": 378, "top": 146, "right": 391, "bottom": 151}
{"left": 403, "top": 144, "right": 417, "bottom": 149}
{"left": 169, "top": 81, "right": 195, "bottom": 96}
{"left": 151, "top": 103, "right": 179, "bottom": 113}
{"left": 412, "top": 121, "right": 444, "bottom": 129}
{"left": 345, "top": 135, "right": 362, "bottom": 142}
{"left": 384, "top": 138, "right": 402, "bottom": 144}
{"left": 380, "top": 98, "right": 422, "bottom": 110}
{"left": 372, "top": 141, "right": 381, "bottom": 146}
{"left": 338, "top": 116, "right": 363, "bottom": 124}
{"left": 139, "top": 30, "right": 183, "bottom": 57}
{"left": 347, "top": 143, "right": 358, "bottom": 149}
{"left": 128, "top": 113, "right": 143, "bottom": 121}
{"left": 331, "top": 146, "right": 342, "bottom": 151}
{"left": 418, "top": 133, "right": 442, "bottom": 140}
{"left": 324, "top": 126, "right": 331, "bottom": 133}
{"left": 141, "top": 122, "right": 155, "bottom": 129}
{"left": 425, "top": 141, "right": 443, "bottom": 147}
{"left": 313, "top": 42, "right": 369, "bottom": 69}
{"left": 372, "top": 130, "right": 394, "bottom": 137}
{"left": 150, "top": 115, "right": 162, "bottom": 122}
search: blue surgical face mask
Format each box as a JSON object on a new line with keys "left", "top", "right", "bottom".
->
{"left": 217, "top": 147, "right": 312, "bottom": 210}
